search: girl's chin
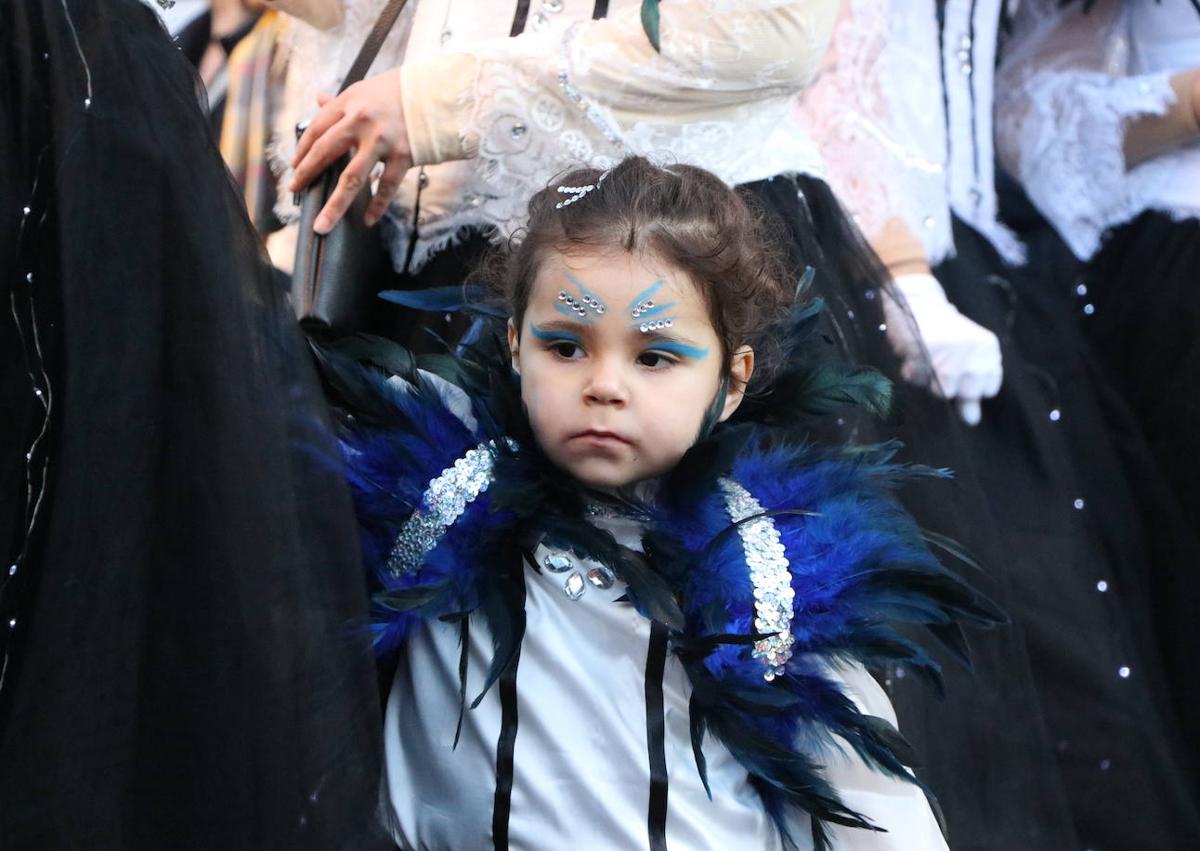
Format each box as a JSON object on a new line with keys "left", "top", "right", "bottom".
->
{"left": 558, "top": 459, "right": 639, "bottom": 490}
{"left": 559, "top": 459, "right": 670, "bottom": 492}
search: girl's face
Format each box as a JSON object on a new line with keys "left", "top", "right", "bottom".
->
{"left": 509, "top": 248, "right": 753, "bottom": 490}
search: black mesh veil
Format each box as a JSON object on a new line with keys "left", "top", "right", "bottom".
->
{"left": 0, "top": 1, "right": 388, "bottom": 846}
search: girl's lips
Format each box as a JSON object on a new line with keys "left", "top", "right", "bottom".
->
{"left": 570, "top": 429, "right": 633, "bottom": 447}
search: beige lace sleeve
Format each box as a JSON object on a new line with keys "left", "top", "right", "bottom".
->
{"left": 400, "top": 0, "right": 839, "bottom": 167}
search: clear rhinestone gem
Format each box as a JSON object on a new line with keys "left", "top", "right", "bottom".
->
{"left": 586, "top": 565, "right": 614, "bottom": 589}
{"left": 564, "top": 572, "right": 586, "bottom": 600}
{"left": 544, "top": 553, "right": 573, "bottom": 573}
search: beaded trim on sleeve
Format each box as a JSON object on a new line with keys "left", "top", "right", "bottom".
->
{"left": 719, "top": 479, "right": 796, "bottom": 681}
{"left": 386, "top": 440, "right": 513, "bottom": 578}
{"left": 558, "top": 23, "right": 627, "bottom": 150}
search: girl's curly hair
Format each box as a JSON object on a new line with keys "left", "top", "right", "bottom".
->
{"left": 482, "top": 156, "right": 799, "bottom": 393}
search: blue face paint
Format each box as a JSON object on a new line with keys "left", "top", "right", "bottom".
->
{"left": 561, "top": 272, "right": 608, "bottom": 317}
{"left": 627, "top": 279, "right": 665, "bottom": 314}
{"left": 646, "top": 340, "right": 710, "bottom": 360}
{"left": 530, "top": 323, "right": 582, "bottom": 343}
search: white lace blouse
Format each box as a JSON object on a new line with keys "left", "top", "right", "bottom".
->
{"left": 794, "top": 0, "right": 1024, "bottom": 266}
{"left": 272, "top": 0, "right": 835, "bottom": 271}
{"left": 995, "top": 0, "right": 1200, "bottom": 261}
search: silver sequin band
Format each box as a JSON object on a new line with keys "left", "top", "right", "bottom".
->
{"left": 558, "top": 24, "right": 626, "bottom": 150}
{"left": 719, "top": 479, "right": 795, "bottom": 681}
{"left": 386, "top": 441, "right": 510, "bottom": 577}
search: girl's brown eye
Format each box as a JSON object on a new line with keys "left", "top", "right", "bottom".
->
{"left": 551, "top": 342, "right": 583, "bottom": 359}
{"left": 637, "top": 351, "right": 676, "bottom": 369}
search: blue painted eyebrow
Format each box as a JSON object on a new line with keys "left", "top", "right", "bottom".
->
{"left": 564, "top": 272, "right": 607, "bottom": 308}
{"left": 645, "top": 340, "right": 710, "bottom": 360}
{"left": 626, "top": 279, "right": 665, "bottom": 312}
{"left": 530, "top": 323, "right": 582, "bottom": 343}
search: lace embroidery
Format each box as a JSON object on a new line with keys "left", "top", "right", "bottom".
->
{"left": 796, "top": 0, "right": 954, "bottom": 263}
{"left": 274, "top": 1, "right": 835, "bottom": 270}
{"left": 995, "top": 0, "right": 1189, "bottom": 259}
{"left": 797, "top": 0, "right": 1029, "bottom": 265}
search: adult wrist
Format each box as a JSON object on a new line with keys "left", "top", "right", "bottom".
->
{"left": 400, "top": 52, "right": 479, "bottom": 166}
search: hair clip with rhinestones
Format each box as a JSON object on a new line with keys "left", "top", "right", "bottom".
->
{"left": 554, "top": 169, "right": 610, "bottom": 209}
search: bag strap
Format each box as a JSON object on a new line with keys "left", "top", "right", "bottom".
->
{"left": 338, "top": 0, "right": 410, "bottom": 93}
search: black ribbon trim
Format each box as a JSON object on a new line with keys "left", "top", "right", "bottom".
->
{"left": 454, "top": 618, "right": 470, "bottom": 749}
{"left": 645, "top": 622, "right": 669, "bottom": 851}
{"left": 935, "top": 2, "right": 951, "bottom": 202}
{"left": 967, "top": 0, "right": 980, "bottom": 188}
{"left": 592, "top": 0, "right": 610, "bottom": 18}
{"left": 491, "top": 643, "right": 521, "bottom": 850}
{"left": 509, "top": 0, "right": 531, "bottom": 36}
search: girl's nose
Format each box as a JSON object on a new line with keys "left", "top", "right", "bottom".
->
{"left": 583, "top": 358, "right": 629, "bottom": 407}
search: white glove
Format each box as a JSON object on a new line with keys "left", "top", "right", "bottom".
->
{"left": 882, "top": 273, "right": 1003, "bottom": 426}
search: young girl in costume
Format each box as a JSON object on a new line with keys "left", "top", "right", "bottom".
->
{"left": 331, "top": 157, "right": 999, "bottom": 850}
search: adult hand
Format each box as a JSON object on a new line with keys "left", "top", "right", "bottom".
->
{"left": 289, "top": 67, "right": 412, "bottom": 234}
{"left": 883, "top": 272, "right": 1003, "bottom": 427}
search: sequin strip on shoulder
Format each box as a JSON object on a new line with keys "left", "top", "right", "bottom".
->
{"left": 386, "top": 440, "right": 513, "bottom": 577}
{"left": 718, "top": 479, "right": 795, "bottom": 681}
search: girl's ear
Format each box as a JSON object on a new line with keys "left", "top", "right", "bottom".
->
{"left": 507, "top": 319, "right": 521, "bottom": 375}
{"left": 718, "top": 346, "right": 754, "bottom": 422}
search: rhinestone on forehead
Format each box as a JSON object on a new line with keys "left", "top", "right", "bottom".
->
{"left": 719, "top": 479, "right": 795, "bottom": 681}
{"left": 386, "top": 440, "right": 515, "bottom": 577}
{"left": 556, "top": 282, "right": 607, "bottom": 318}
{"left": 631, "top": 298, "right": 655, "bottom": 319}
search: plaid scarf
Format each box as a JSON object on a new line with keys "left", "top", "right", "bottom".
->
{"left": 219, "top": 10, "right": 286, "bottom": 234}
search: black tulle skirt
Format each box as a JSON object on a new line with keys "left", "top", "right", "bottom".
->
{"left": 1, "top": 2, "right": 388, "bottom": 847}
{"left": 1069, "top": 209, "right": 1200, "bottom": 792}
{"left": 923, "top": 189, "right": 1200, "bottom": 849}
{"left": 744, "top": 174, "right": 1200, "bottom": 849}
{"left": 740, "top": 176, "right": 1084, "bottom": 850}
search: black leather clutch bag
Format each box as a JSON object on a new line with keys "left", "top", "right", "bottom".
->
{"left": 290, "top": 0, "right": 408, "bottom": 336}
